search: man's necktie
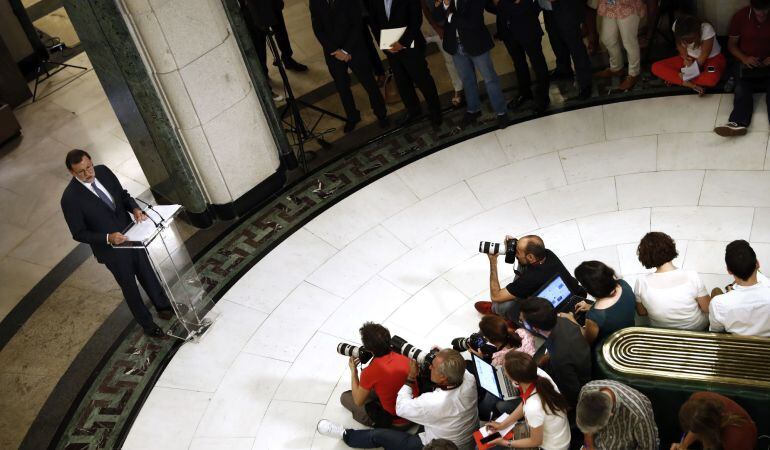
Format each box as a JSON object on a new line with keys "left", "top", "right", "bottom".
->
{"left": 91, "top": 182, "right": 116, "bottom": 210}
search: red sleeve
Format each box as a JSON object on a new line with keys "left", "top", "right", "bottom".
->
{"left": 359, "top": 365, "right": 376, "bottom": 391}
{"left": 728, "top": 8, "right": 747, "bottom": 37}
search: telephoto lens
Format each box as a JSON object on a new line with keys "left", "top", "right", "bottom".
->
{"left": 336, "top": 342, "right": 374, "bottom": 364}
{"left": 451, "top": 337, "right": 469, "bottom": 352}
{"left": 390, "top": 335, "right": 438, "bottom": 366}
{"left": 479, "top": 241, "right": 504, "bottom": 255}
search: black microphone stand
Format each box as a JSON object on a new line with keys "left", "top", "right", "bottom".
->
{"left": 135, "top": 197, "right": 164, "bottom": 226}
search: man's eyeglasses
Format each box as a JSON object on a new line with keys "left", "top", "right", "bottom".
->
{"left": 74, "top": 164, "right": 94, "bottom": 178}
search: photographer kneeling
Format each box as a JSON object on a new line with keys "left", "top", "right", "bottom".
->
{"left": 318, "top": 349, "right": 479, "bottom": 450}
{"left": 341, "top": 322, "right": 412, "bottom": 428}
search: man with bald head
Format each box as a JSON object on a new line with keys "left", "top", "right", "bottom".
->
{"left": 476, "top": 234, "right": 585, "bottom": 322}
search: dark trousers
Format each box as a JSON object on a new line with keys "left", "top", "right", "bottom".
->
{"left": 243, "top": 4, "right": 293, "bottom": 75}
{"left": 501, "top": 33, "right": 550, "bottom": 106}
{"left": 543, "top": 7, "right": 592, "bottom": 90}
{"left": 104, "top": 250, "right": 170, "bottom": 329}
{"left": 385, "top": 47, "right": 442, "bottom": 119}
{"left": 729, "top": 67, "right": 770, "bottom": 127}
{"left": 325, "top": 51, "right": 387, "bottom": 121}
{"left": 363, "top": 20, "right": 386, "bottom": 76}
{"left": 343, "top": 428, "right": 423, "bottom": 450}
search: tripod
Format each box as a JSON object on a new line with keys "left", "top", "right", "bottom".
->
{"left": 32, "top": 48, "right": 88, "bottom": 102}
{"left": 265, "top": 29, "right": 344, "bottom": 170}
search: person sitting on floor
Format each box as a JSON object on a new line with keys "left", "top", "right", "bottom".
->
{"left": 709, "top": 240, "right": 770, "bottom": 337}
{"left": 672, "top": 392, "right": 758, "bottom": 450}
{"left": 714, "top": 0, "right": 770, "bottom": 136}
{"left": 634, "top": 231, "right": 712, "bottom": 331}
{"left": 651, "top": 15, "right": 725, "bottom": 95}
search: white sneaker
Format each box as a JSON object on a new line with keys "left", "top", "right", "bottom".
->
{"left": 714, "top": 122, "right": 747, "bottom": 137}
{"left": 316, "top": 419, "right": 345, "bottom": 439}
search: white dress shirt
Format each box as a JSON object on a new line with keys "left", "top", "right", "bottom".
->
{"left": 709, "top": 280, "right": 770, "bottom": 337}
{"left": 396, "top": 371, "right": 478, "bottom": 450}
{"left": 77, "top": 177, "right": 115, "bottom": 204}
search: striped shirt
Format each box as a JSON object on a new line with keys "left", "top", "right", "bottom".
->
{"left": 578, "top": 380, "right": 659, "bottom": 450}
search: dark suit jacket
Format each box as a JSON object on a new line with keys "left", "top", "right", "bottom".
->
{"left": 542, "top": 316, "right": 592, "bottom": 408}
{"left": 433, "top": 0, "right": 494, "bottom": 56}
{"left": 241, "top": 0, "right": 284, "bottom": 30}
{"left": 310, "top": 0, "right": 365, "bottom": 55}
{"left": 366, "top": 0, "right": 426, "bottom": 49}
{"left": 486, "top": 0, "right": 542, "bottom": 43}
{"left": 60, "top": 165, "right": 139, "bottom": 265}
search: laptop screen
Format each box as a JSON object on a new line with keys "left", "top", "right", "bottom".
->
{"left": 471, "top": 354, "right": 502, "bottom": 399}
{"left": 535, "top": 275, "right": 572, "bottom": 308}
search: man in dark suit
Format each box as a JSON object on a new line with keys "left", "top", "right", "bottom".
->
{"left": 242, "top": 0, "right": 308, "bottom": 73}
{"left": 540, "top": 0, "right": 592, "bottom": 100}
{"left": 60, "top": 150, "right": 172, "bottom": 337}
{"left": 366, "top": 0, "right": 443, "bottom": 129}
{"left": 434, "top": 0, "right": 508, "bottom": 128}
{"left": 310, "top": 0, "right": 389, "bottom": 133}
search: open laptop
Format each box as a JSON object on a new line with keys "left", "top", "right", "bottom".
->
{"left": 533, "top": 274, "right": 586, "bottom": 314}
{"left": 471, "top": 353, "right": 518, "bottom": 400}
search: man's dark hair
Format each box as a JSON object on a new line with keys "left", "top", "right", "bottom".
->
{"left": 521, "top": 235, "right": 547, "bottom": 261}
{"left": 519, "top": 297, "right": 557, "bottom": 330}
{"left": 423, "top": 439, "right": 458, "bottom": 450}
{"left": 65, "top": 149, "right": 91, "bottom": 170}
{"left": 359, "top": 322, "right": 391, "bottom": 357}
{"left": 574, "top": 261, "right": 617, "bottom": 299}
{"left": 751, "top": 0, "right": 770, "bottom": 11}
{"left": 725, "top": 240, "right": 757, "bottom": 281}
{"left": 637, "top": 231, "right": 678, "bottom": 269}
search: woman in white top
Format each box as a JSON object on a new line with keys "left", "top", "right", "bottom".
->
{"left": 651, "top": 15, "right": 726, "bottom": 94}
{"left": 634, "top": 231, "right": 711, "bottom": 330}
{"left": 486, "top": 351, "right": 571, "bottom": 450}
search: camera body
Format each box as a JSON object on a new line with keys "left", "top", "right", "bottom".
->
{"left": 479, "top": 237, "right": 518, "bottom": 264}
{"left": 337, "top": 342, "right": 374, "bottom": 364}
{"left": 451, "top": 332, "right": 498, "bottom": 358}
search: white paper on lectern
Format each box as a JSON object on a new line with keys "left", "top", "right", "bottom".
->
{"left": 379, "top": 28, "right": 415, "bottom": 50}
{"left": 122, "top": 204, "right": 182, "bottom": 243}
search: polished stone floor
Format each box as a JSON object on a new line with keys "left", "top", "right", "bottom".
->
{"left": 124, "top": 95, "right": 770, "bottom": 450}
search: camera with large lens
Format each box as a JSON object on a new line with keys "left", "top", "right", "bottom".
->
{"left": 337, "top": 342, "right": 373, "bottom": 364}
{"left": 478, "top": 238, "right": 518, "bottom": 264}
{"left": 451, "top": 332, "right": 498, "bottom": 358}
{"left": 390, "top": 335, "right": 438, "bottom": 369}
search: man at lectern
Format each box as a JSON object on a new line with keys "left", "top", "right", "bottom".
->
{"left": 60, "top": 149, "right": 172, "bottom": 338}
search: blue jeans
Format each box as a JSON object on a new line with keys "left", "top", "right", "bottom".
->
{"left": 343, "top": 428, "right": 423, "bottom": 450}
{"left": 452, "top": 45, "right": 507, "bottom": 116}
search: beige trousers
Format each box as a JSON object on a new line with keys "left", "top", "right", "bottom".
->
{"left": 600, "top": 14, "right": 642, "bottom": 76}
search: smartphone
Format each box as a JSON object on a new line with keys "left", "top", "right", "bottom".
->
{"left": 480, "top": 432, "right": 502, "bottom": 444}
{"left": 707, "top": 66, "right": 716, "bottom": 73}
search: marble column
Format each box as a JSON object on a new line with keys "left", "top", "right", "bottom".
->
{"left": 697, "top": 0, "right": 749, "bottom": 34}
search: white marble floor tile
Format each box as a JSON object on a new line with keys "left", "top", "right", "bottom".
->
{"left": 651, "top": 206, "right": 754, "bottom": 241}
{"left": 615, "top": 170, "right": 705, "bottom": 210}
{"left": 47, "top": 71, "right": 107, "bottom": 115}
{"left": 194, "top": 354, "right": 291, "bottom": 438}
{"left": 379, "top": 231, "right": 471, "bottom": 295}
{"left": 495, "top": 106, "right": 605, "bottom": 161}
{"left": 156, "top": 300, "right": 268, "bottom": 392}
{"left": 700, "top": 170, "right": 770, "bottom": 207}
{"left": 526, "top": 177, "right": 617, "bottom": 227}
{"left": 617, "top": 240, "right": 688, "bottom": 276}
{"left": 424, "top": 300, "right": 481, "bottom": 349}
{"left": 657, "top": 132, "right": 768, "bottom": 171}
{"left": 305, "top": 174, "right": 418, "bottom": 249}
{"left": 382, "top": 182, "right": 483, "bottom": 248}
{"left": 386, "top": 278, "right": 469, "bottom": 337}
{"left": 559, "top": 135, "right": 657, "bottom": 184}
{"left": 682, "top": 241, "right": 730, "bottom": 274}
{"left": 448, "top": 198, "right": 539, "bottom": 254}
{"left": 561, "top": 245, "right": 621, "bottom": 276}
{"left": 242, "top": 283, "right": 344, "bottom": 362}
{"left": 699, "top": 273, "right": 735, "bottom": 292}
{"left": 123, "top": 387, "right": 210, "bottom": 450}
{"left": 603, "top": 95, "right": 721, "bottom": 140}
{"left": 319, "top": 276, "right": 410, "bottom": 342}
{"left": 0, "top": 222, "right": 30, "bottom": 258}
{"left": 750, "top": 242, "right": 770, "bottom": 268}
{"left": 442, "top": 254, "right": 494, "bottom": 299}
{"left": 311, "top": 375, "right": 364, "bottom": 450}
{"left": 254, "top": 400, "right": 326, "bottom": 450}
{"left": 49, "top": 99, "right": 122, "bottom": 149}
{"left": 530, "top": 220, "right": 586, "bottom": 257}
{"left": 751, "top": 208, "right": 770, "bottom": 243}
{"left": 716, "top": 93, "right": 769, "bottom": 132}
{"left": 273, "top": 332, "right": 348, "bottom": 404}
{"left": 577, "top": 208, "right": 651, "bottom": 249}
{"left": 465, "top": 153, "right": 567, "bottom": 210}
{"left": 223, "top": 229, "right": 337, "bottom": 314}
{"left": 306, "top": 226, "right": 409, "bottom": 298}
{"left": 12, "top": 99, "right": 76, "bottom": 142}
{"left": 0, "top": 256, "right": 49, "bottom": 321}
{"left": 9, "top": 211, "right": 78, "bottom": 268}
{"left": 395, "top": 132, "right": 508, "bottom": 199}
{"left": 190, "top": 437, "right": 255, "bottom": 450}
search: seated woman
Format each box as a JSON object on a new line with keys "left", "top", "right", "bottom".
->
{"left": 486, "top": 351, "right": 571, "bottom": 450}
{"left": 634, "top": 232, "right": 711, "bottom": 331}
{"left": 673, "top": 392, "right": 758, "bottom": 450}
{"left": 651, "top": 15, "right": 726, "bottom": 95}
{"left": 569, "top": 260, "right": 636, "bottom": 345}
{"left": 468, "top": 315, "right": 537, "bottom": 418}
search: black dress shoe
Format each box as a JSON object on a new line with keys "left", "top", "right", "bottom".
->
{"left": 549, "top": 68, "right": 574, "bottom": 80}
{"left": 158, "top": 309, "right": 174, "bottom": 320}
{"left": 144, "top": 324, "right": 165, "bottom": 338}
{"left": 377, "top": 116, "right": 390, "bottom": 128}
{"left": 533, "top": 97, "right": 551, "bottom": 114}
{"left": 507, "top": 95, "right": 533, "bottom": 110}
{"left": 460, "top": 111, "right": 481, "bottom": 128}
{"left": 497, "top": 113, "right": 509, "bottom": 129}
{"left": 343, "top": 117, "right": 361, "bottom": 133}
{"left": 282, "top": 57, "right": 308, "bottom": 72}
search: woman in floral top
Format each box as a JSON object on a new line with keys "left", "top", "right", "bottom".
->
{"left": 594, "top": 0, "right": 646, "bottom": 91}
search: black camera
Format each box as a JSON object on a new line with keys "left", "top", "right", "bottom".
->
{"left": 390, "top": 335, "right": 438, "bottom": 368}
{"left": 451, "top": 332, "right": 498, "bottom": 358}
{"left": 478, "top": 238, "right": 517, "bottom": 264}
{"left": 337, "top": 342, "right": 373, "bottom": 364}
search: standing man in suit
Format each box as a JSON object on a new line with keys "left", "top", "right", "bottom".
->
{"left": 434, "top": 0, "right": 508, "bottom": 128}
{"left": 60, "top": 150, "right": 172, "bottom": 337}
{"left": 540, "top": 0, "right": 592, "bottom": 100}
{"left": 241, "top": 0, "right": 309, "bottom": 73}
{"left": 310, "top": 0, "right": 390, "bottom": 133}
{"left": 367, "top": 0, "right": 443, "bottom": 130}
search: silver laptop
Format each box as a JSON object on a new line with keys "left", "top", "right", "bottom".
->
{"left": 471, "top": 353, "right": 518, "bottom": 400}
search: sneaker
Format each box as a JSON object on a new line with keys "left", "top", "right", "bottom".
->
{"left": 317, "top": 420, "right": 345, "bottom": 439}
{"left": 474, "top": 301, "right": 494, "bottom": 315}
{"left": 714, "top": 122, "right": 748, "bottom": 137}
